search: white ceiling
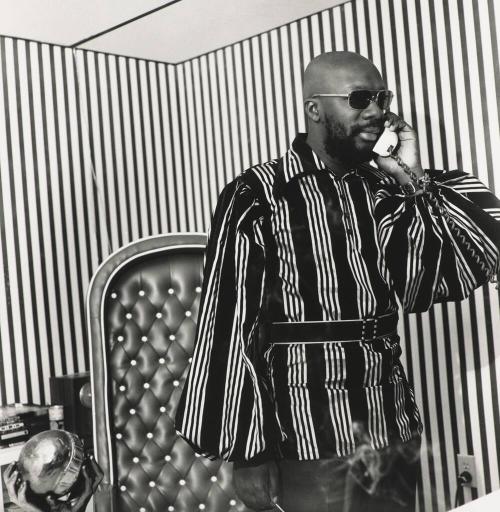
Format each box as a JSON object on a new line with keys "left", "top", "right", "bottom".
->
{"left": 0, "top": 0, "right": 346, "bottom": 63}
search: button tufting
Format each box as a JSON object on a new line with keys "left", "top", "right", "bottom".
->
{"left": 130, "top": 409, "right": 136, "bottom": 415}
{"left": 141, "top": 335, "right": 148, "bottom": 342}
{"left": 229, "top": 499, "right": 237, "bottom": 506}
{"left": 168, "top": 507, "right": 174, "bottom": 512}
{"left": 111, "top": 292, "right": 117, "bottom": 299}
{"left": 119, "top": 385, "right": 126, "bottom": 391}
{"left": 173, "top": 380, "right": 179, "bottom": 387}
{"left": 131, "top": 360, "right": 137, "bottom": 366}
{"left": 126, "top": 313, "right": 132, "bottom": 319}
{"left": 195, "top": 286, "right": 202, "bottom": 293}
{"left": 195, "top": 453, "right": 201, "bottom": 458}
{"left": 188, "top": 357, "right": 192, "bottom": 363}
{"left": 179, "top": 479, "right": 186, "bottom": 486}
{"left": 116, "top": 433, "right": 122, "bottom": 439}
{"left": 149, "top": 481, "right": 155, "bottom": 488}
{"left": 117, "top": 335, "right": 124, "bottom": 342}
{"left": 139, "top": 290, "right": 145, "bottom": 296}
{"left": 160, "top": 406, "right": 166, "bottom": 413}
{"left": 144, "top": 383, "right": 150, "bottom": 389}
{"left": 133, "top": 457, "right": 139, "bottom": 463}
{"left": 169, "top": 334, "right": 175, "bottom": 341}
{"left": 159, "top": 357, "right": 165, "bottom": 364}
{"left": 199, "top": 505, "right": 205, "bottom": 510}
{"left": 120, "top": 485, "right": 126, "bottom": 492}
{"left": 156, "top": 312, "right": 162, "bottom": 319}
{"left": 168, "top": 288, "right": 174, "bottom": 294}
{"left": 164, "top": 455, "right": 171, "bottom": 461}
{"left": 146, "top": 432, "right": 153, "bottom": 439}
{"left": 210, "top": 476, "right": 217, "bottom": 482}
{"left": 140, "top": 508, "right": 146, "bottom": 512}
{"left": 185, "top": 311, "right": 192, "bottom": 317}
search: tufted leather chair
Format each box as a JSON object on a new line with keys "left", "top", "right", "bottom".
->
{"left": 87, "top": 234, "right": 251, "bottom": 512}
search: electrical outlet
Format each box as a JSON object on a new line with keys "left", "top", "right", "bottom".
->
{"left": 457, "top": 454, "right": 477, "bottom": 487}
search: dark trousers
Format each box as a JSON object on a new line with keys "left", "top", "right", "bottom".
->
{"left": 277, "top": 438, "right": 421, "bottom": 512}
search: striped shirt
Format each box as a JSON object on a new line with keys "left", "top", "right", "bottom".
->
{"left": 176, "top": 134, "right": 500, "bottom": 462}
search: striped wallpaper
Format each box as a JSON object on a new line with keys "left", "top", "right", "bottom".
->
{"left": 0, "top": 0, "right": 498, "bottom": 510}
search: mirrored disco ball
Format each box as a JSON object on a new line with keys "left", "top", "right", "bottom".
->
{"left": 18, "top": 430, "right": 85, "bottom": 496}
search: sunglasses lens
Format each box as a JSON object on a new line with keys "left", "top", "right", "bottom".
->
{"left": 377, "top": 91, "right": 393, "bottom": 110}
{"left": 349, "top": 90, "right": 373, "bottom": 109}
{"left": 348, "top": 90, "right": 393, "bottom": 110}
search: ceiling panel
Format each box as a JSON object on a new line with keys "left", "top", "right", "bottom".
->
{"left": 0, "top": 0, "right": 346, "bottom": 63}
{"left": 0, "top": 0, "right": 168, "bottom": 46}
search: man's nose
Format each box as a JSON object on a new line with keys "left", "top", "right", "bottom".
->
{"left": 361, "top": 99, "right": 384, "bottom": 120}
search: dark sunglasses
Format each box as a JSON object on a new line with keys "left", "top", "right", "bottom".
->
{"left": 311, "top": 89, "right": 393, "bottom": 111}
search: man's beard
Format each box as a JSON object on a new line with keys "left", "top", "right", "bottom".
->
{"left": 323, "top": 116, "right": 380, "bottom": 164}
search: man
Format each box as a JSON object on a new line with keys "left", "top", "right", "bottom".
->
{"left": 176, "top": 51, "right": 500, "bottom": 511}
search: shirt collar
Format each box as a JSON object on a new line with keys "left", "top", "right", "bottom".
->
{"left": 274, "top": 134, "right": 360, "bottom": 196}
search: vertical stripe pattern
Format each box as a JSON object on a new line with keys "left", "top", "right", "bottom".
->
{"left": 0, "top": 1, "right": 499, "bottom": 510}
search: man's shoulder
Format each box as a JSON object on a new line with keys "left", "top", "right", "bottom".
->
{"left": 216, "top": 158, "right": 281, "bottom": 206}
{"left": 241, "top": 158, "right": 281, "bottom": 183}
{"left": 236, "top": 158, "right": 282, "bottom": 198}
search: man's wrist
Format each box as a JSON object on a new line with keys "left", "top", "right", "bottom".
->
{"left": 392, "top": 165, "right": 424, "bottom": 186}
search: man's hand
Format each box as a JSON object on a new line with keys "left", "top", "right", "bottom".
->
{"left": 233, "top": 459, "right": 280, "bottom": 511}
{"left": 375, "top": 112, "right": 424, "bottom": 184}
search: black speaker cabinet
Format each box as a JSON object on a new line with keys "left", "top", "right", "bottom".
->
{"left": 49, "top": 372, "right": 93, "bottom": 452}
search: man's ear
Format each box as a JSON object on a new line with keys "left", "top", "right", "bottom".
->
{"left": 304, "top": 99, "right": 320, "bottom": 123}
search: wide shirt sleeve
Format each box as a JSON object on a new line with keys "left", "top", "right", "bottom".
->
{"left": 175, "top": 178, "right": 281, "bottom": 462}
{"left": 374, "top": 170, "right": 500, "bottom": 312}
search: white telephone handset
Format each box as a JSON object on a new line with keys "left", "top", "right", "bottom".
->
{"left": 372, "top": 128, "right": 399, "bottom": 157}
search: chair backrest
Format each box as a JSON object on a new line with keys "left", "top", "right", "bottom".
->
{"left": 87, "top": 234, "right": 249, "bottom": 512}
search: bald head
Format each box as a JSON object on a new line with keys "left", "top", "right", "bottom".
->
{"left": 303, "top": 51, "right": 383, "bottom": 100}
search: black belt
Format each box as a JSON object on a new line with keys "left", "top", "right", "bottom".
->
{"left": 270, "top": 312, "right": 398, "bottom": 344}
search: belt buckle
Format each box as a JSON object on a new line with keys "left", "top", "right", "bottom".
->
{"left": 361, "top": 317, "right": 378, "bottom": 342}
